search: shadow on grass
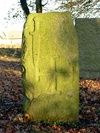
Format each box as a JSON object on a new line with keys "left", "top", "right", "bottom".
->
{"left": 0, "top": 48, "right": 21, "bottom": 58}
{"left": 0, "top": 48, "right": 21, "bottom": 71}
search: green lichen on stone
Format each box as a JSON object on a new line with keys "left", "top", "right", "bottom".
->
{"left": 21, "top": 12, "right": 79, "bottom": 122}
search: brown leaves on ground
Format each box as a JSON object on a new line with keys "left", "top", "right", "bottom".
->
{"left": 0, "top": 48, "right": 100, "bottom": 133}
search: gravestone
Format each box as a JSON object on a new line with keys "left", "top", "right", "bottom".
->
{"left": 75, "top": 18, "right": 100, "bottom": 79}
{"left": 21, "top": 12, "right": 79, "bottom": 122}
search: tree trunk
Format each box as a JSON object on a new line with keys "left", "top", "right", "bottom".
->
{"left": 20, "top": 0, "right": 30, "bottom": 17}
{"left": 36, "top": 0, "right": 42, "bottom": 13}
{"left": 20, "top": 0, "right": 42, "bottom": 16}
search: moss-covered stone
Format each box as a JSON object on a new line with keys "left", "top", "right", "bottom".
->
{"left": 21, "top": 12, "right": 79, "bottom": 122}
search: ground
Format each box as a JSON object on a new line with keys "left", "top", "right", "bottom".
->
{"left": 0, "top": 48, "right": 100, "bottom": 133}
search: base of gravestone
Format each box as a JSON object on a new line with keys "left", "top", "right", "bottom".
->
{"left": 21, "top": 12, "right": 79, "bottom": 122}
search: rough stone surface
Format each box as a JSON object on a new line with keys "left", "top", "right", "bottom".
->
{"left": 75, "top": 18, "right": 100, "bottom": 79}
{"left": 21, "top": 12, "right": 79, "bottom": 122}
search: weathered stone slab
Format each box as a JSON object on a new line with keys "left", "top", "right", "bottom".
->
{"left": 21, "top": 12, "right": 79, "bottom": 122}
{"left": 75, "top": 18, "right": 100, "bottom": 79}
